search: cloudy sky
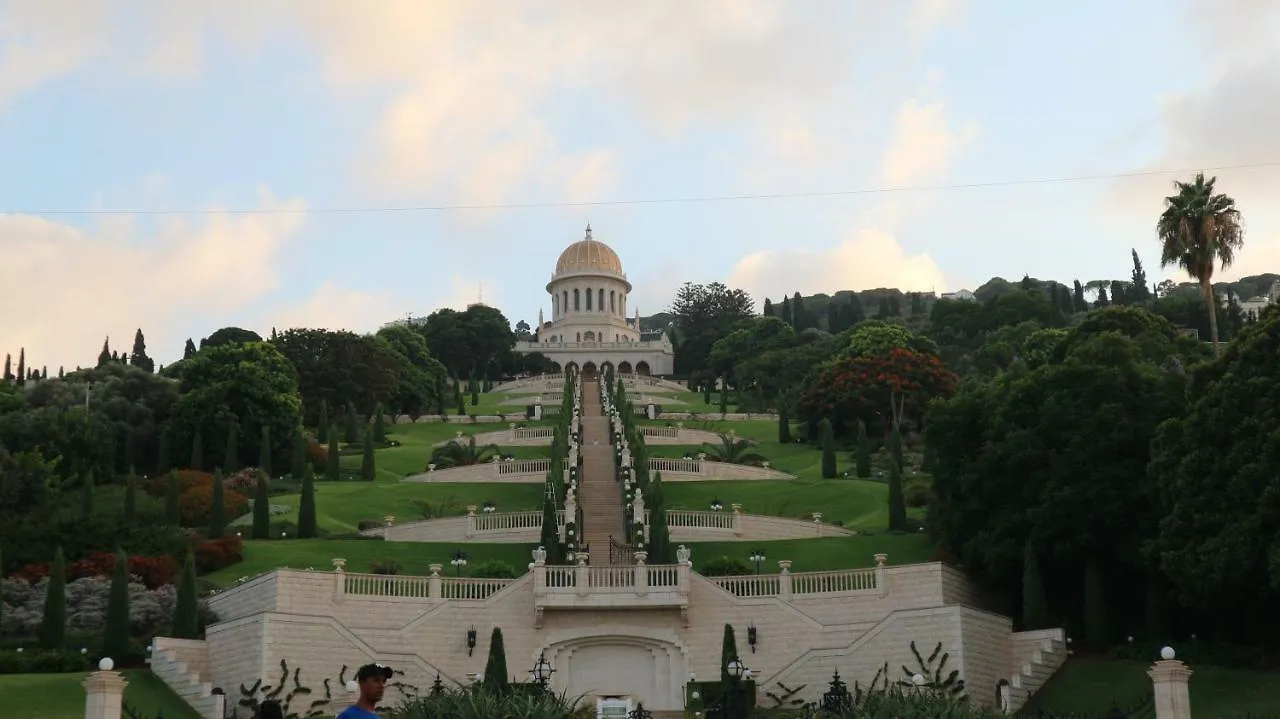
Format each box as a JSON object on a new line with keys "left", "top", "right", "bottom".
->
{"left": 2, "top": 0, "right": 1278, "bottom": 368}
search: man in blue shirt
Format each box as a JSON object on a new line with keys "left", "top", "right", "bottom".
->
{"left": 337, "top": 663, "right": 393, "bottom": 719}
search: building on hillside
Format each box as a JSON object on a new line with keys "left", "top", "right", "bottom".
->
{"left": 940, "top": 289, "right": 977, "bottom": 302}
{"left": 513, "top": 225, "right": 675, "bottom": 376}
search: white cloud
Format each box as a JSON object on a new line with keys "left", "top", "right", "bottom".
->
{"left": 262, "top": 282, "right": 397, "bottom": 336}
{"left": 0, "top": 191, "right": 306, "bottom": 369}
{"left": 881, "top": 98, "right": 976, "bottom": 186}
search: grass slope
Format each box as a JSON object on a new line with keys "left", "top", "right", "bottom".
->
{"left": 0, "top": 669, "right": 202, "bottom": 719}
{"left": 1026, "top": 657, "right": 1280, "bottom": 715}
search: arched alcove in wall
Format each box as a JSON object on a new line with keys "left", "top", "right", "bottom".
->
{"left": 540, "top": 632, "right": 687, "bottom": 712}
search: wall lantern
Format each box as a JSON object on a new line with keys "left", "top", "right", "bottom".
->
{"left": 747, "top": 624, "right": 758, "bottom": 653}
{"left": 466, "top": 626, "right": 477, "bottom": 656}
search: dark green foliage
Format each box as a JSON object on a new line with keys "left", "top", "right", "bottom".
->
{"left": 539, "top": 492, "right": 562, "bottom": 564}
{"left": 887, "top": 425, "right": 907, "bottom": 531}
{"left": 646, "top": 472, "right": 672, "bottom": 563}
{"left": 777, "top": 406, "right": 791, "bottom": 443}
{"left": 703, "top": 383, "right": 712, "bottom": 404}
{"left": 103, "top": 549, "right": 131, "bottom": 658}
{"left": 343, "top": 402, "right": 359, "bottom": 445}
{"left": 156, "top": 428, "right": 171, "bottom": 475}
{"left": 483, "top": 627, "right": 509, "bottom": 688}
{"left": 172, "top": 551, "right": 199, "bottom": 639}
{"left": 236, "top": 659, "right": 322, "bottom": 719}
{"left": 81, "top": 470, "right": 95, "bottom": 518}
{"left": 190, "top": 427, "right": 203, "bottom": 471}
{"left": 855, "top": 420, "right": 872, "bottom": 478}
{"left": 372, "top": 403, "right": 387, "bottom": 442}
{"left": 1021, "top": 541, "right": 1049, "bottom": 630}
{"left": 164, "top": 469, "right": 181, "bottom": 525}
{"left": 253, "top": 472, "right": 271, "bottom": 539}
{"left": 360, "top": 428, "right": 376, "bottom": 480}
{"left": 298, "top": 464, "right": 318, "bottom": 538}
{"left": 471, "top": 385, "right": 479, "bottom": 406}
{"left": 259, "top": 425, "right": 272, "bottom": 476}
{"left": 209, "top": 470, "right": 226, "bottom": 538}
{"left": 38, "top": 547, "right": 67, "bottom": 649}
{"left": 819, "top": 418, "right": 836, "bottom": 479}
{"left": 290, "top": 428, "right": 307, "bottom": 479}
{"left": 1083, "top": 557, "right": 1108, "bottom": 649}
{"left": 326, "top": 428, "right": 340, "bottom": 481}
{"left": 317, "top": 400, "right": 329, "bottom": 443}
{"left": 719, "top": 379, "right": 728, "bottom": 414}
{"left": 223, "top": 421, "right": 239, "bottom": 473}
{"left": 720, "top": 623, "right": 739, "bottom": 683}
{"left": 123, "top": 469, "right": 137, "bottom": 522}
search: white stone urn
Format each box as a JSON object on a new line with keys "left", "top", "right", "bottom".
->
{"left": 331, "top": 558, "right": 346, "bottom": 572}
{"left": 383, "top": 515, "right": 394, "bottom": 527}
{"left": 778, "top": 560, "right": 792, "bottom": 574}
{"left": 429, "top": 564, "right": 442, "bottom": 577}
{"left": 874, "top": 553, "right": 888, "bottom": 566}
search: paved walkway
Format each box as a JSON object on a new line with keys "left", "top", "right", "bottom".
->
{"left": 577, "top": 379, "right": 624, "bottom": 564}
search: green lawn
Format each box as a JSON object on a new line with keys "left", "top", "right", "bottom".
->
{"left": 340, "top": 421, "right": 551, "bottom": 480}
{"left": 1026, "top": 657, "right": 1280, "bottom": 715}
{"left": 0, "top": 669, "right": 202, "bottom": 719}
{"left": 688, "top": 534, "right": 933, "bottom": 572}
{"left": 663, "top": 478, "right": 921, "bottom": 530}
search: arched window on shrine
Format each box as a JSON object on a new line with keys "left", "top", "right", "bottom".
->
{"left": 573, "top": 289, "right": 580, "bottom": 311}
{"left": 586, "top": 288, "right": 593, "bottom": 311}
{"left": 610, "top": 291, "right": 616, "bottom": 313}
{"left": 598, "top": 288, "right": 604, "bottom": 311}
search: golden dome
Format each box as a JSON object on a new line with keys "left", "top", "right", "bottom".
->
{"left": 554, "top": 225, "right": 623, "bottom": 276}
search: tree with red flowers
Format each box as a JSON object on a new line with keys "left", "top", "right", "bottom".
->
{"left": 799, "top": 347, "right": 958, "bottom": 436}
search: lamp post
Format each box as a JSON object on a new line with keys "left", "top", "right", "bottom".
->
{"left": 482, "top": 500, "right": 496, "bottom": 513}
{"left": 530, "top": 651, "right": 555, "bottom": 690}
{"left": 451, "top": 549, "right": 468, "bottom": 577}
{"left": 710, "top": 498, "right": 724, "bottom": 512}
{"left": 724, "top": 656, "right": 750, "bottom": 718}
{"left": 749, "top": 548, "right": 766, "bottom": 575}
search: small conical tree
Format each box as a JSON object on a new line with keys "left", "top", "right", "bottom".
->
{"left": 1083, "top": 557, "right": 1108, "bottom": 650}
{"left": 777, "top": 405, "right": 791, "bottom": 443}
{"left": 190, "top": 428, "right": 204, "bottom": 470}
{"left": 539, "top": 491, "right": 563, "bottom": 564}
{"left": 372, "top": 403, "right": 387, "bottom": 443}
{"left": 326, "top": 429, "right": 340, "bottom": 481}
{"left": 483, "top": 627, "right": 509, "bottom": 689}
{"left": 171, "top": 551, "right": 199, "bottom": 639}
{"left": 156, "top": 427, "right": 171, "bottom": 475}
{"left": 718, "top": 379, "right": 728, "bottom": 414}
{"left": 297, "top": 463, "right": 318, "bottom": 538}
{"left": 209, "top": 470, "right": 226, "bottom": 538}
{"left": 343, "top": 402, "right": 359, "bottom": 444}
{"left": 252, "top": 472, "right": 271, "bottom": 539}
{"left": 819, "top": 418, "right": 837, "bottom": 479}
{"left": 719, "top": 623, "right": 739, "bottom": 683}
{"left": 39, "top": 547, "right": 67, "bottom": 649}
{"left": 702, "top": 383, "right": 711, "bottom": 405}
{"left": 471, "top": 383, "right": 479, "bottom": 406}
{"left": 646, "top": 472, "right": 673, "bottom": 563}
{"left": 457, "top": 387, "right": 466, "bottom": 416}
{"left": 290, "top": 428, "right": 307, "bottom": 479}
{"left": 855, "top": 420, "right": 872, "bottom": 478}
{"left": 317, "top": 400, "right": 329, "bottom": 443}
{"left": 258, "top": 425, "right": 272, "bottom": 476}
{"left": 81, "top": 470, "right": 95, "bottom": 518}
{"left": 223, "top": 421, "right": 239, "bottom": 473}
{"left": 164, "top": 469, "right": 181, "bottom": 525}
{"left": 1022, "top": 540, "right": 1050, "bottom": 630}
{"left": 123, "top": 468, "right": 137, "bottom": 522}
{"left": 102, "top": 549, "right": 131, "bottom": 658}
{"left": 887, "top": 424, "right": 907, "bottom": 531}
{"left": 360, "top": 429, "right": 376, "bottom": 480}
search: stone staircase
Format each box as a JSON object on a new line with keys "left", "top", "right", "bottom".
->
{"left": 579, "top": 379, "right": 625, "bottom": 563}
{"left": 1007, "top": 629, "right": 1069, "bottom": 711}
{"left": 148, "top": 638, "right": 226, "bottom": 719}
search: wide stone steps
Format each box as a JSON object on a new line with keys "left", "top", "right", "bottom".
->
{"left": 578, "top": 379, "right": 626, "bottom": 562}
{"left": 148, "top": 648, "right": 225, "bottom": 719}
{"left": 1008, "top": 637, "right": 1068, "bottom": 711}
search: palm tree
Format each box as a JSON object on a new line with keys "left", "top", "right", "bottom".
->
{"left": 428, "top": 436, "right": 499, "bottom": 469}
{"left": 1157, "top": 172, "right": 1244, "bottom": 357}
{"left": 700, "top": 434, "right": 768, "bottom": 466}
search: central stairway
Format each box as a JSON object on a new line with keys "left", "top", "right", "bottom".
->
{"left": 578, "top": 378, "right": 625, "bottom": 564}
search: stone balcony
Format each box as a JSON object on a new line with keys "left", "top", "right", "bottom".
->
{"left": 532, "top": 555, "right": 691, "bottom": 624}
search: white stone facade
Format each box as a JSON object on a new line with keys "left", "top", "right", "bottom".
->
{"left": 515, "top": 226, "right": 675, "bottom": 376}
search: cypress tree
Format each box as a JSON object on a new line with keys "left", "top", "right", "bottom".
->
{"left": 326, "top": 429, "right": 340, "bottom": 481}
{"left": 471, "top": 384, "right": 479, "bottom": 406}
{"left": 156, "top": 427, "right": 171, "bottom": 475}
{"left": 372, "top": 403, "right": 387, "bottom": 443}
{"left": 223, "top": 421, "right": 239, "bottom": 473}
{"left": 483, "top": 627, "right": 509, "bottom": 688}
{"left": 435, "top": 375, "right": 446, "bottom": 414}
{"left": 183, "top": 338, "right": 197, "bottom": 359}
{"left": 702, "top": 383, "right": 711, "bottom": 405}
{"left": 2, "top": 353, "right": 10, "bottom": 382}
{"left": 130, "top": 328, "right": 155, "bottom": 373}
{"left": 646, "top": 472, "right": 672, "bottom": 563}
{"left": 855, "top": 421, "right": 872, "bottom": 478}
{"left": 718, "top": 379, "right": 728, "bottom": 414}
{"left": 97, "top": 338, "right": 112, "bottom": 367}
{"left": 343, "top": 402, "right": 359, "bottom": 444}
{"left": 258, "top": 425, "right": 272, "bottom": 476}
{"left": 82, "top": 470, "right": 95, "bottom": 518}
{"left": 16, "top": 347, "right": 25, "bottom": 386}
{"left": 457, "top": 387, "right": 466, "bottom": 416}
{"left": 1022, "top": 541, "right": 1050, "bottom": 630}
{"left": 165, "top": 469, "right": 181, "bottom": 525}
{"left": 123, "top": 468, "right": 137, "bottom": 523}
{"left": 290, "top": 428, "right": 307, "bottom": 480}
{"left": 103, "top": 549, "right": 131, "bottom": 658}
{"left": 317, "top": 400, "right": 329, "bottom": 443}
{"left": 297, "top": 463, "right": 318, "bottom": 538}
{"left": 887, "top": 425, "right": 907, "bottom": 531}
{"left": 360, "top": 428, "right": 376, "bottom": 480}
{"left": 1083, "top": 557, "right": 1108, "bottom": 650}
{"left": 209, "top": 470, "right": 226, "bottom": 538}
{"left": 777, "top": 406, "right": 791, "bottom": 443}
{"left": 819, "top": 418, "right": 837, "bottom": 479}
{"left": 190, "top": 428, "right": 204, "bottom": 471}
{"left": 539, "top": 491, "right": 562, "bottom": 564}
{"left": 719, "top": 624, "right": 739, "bottom": 683}
{"left": 252, "top": 472, "right": 271, "bottom": 539}
{"left": 38, "top": 547, "right": 68, "bottom": 648}
{"left": 171, "top": 551, "right": 199, "bottom": 639}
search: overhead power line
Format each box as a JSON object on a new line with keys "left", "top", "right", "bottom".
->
{"left": 10, "top": 160, "right": 1280, "bottom": 216}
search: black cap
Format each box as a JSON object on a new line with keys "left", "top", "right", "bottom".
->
{"left": 356, "top": 663, "right": 394, "bottom": 682}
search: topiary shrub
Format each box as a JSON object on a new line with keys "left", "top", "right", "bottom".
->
{"left": 468, "top": 560, "right": 518, "bottom": 579}
{"left": 904, "top": 480, "right": 931, "bottom": 508}
{"left": 698, "top": 556, "right": 753, "bottom": 577}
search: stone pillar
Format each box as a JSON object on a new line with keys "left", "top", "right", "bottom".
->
{"left": 634, "top": 552, "right": 648, "bottom": 595}
{"left": 874, "top": 553, "right": 889, "bottom": 597}
{"left": 732, "top": 503, "right": 743, "bottom": 536}
{"left": 575, "top": 553, "right": 590, "bottom": 596}
{"left": 1148, "top": 653, "right": 1193, "bottom": 719}
{"left": 508, "top": 422, "right": 517, "bottom": 443}
{"left": 428, "top": 564, "right": 443, "bottom": 598}
{"left": 465, "top": 505, "right": 477, "bottom": 538}
{"left": 777, "top": 560, "right": 793, "bottom": 599}
{"left": 533, "top": 401, "right": 543, "bottom": 420}
{"left": 533, "top": 563, "right": 547, "bottom": 598}
{"left": 83, "top": 665, "right": 128, "bottom": 719}
{"left": 813, "top": 512, "right": 823, "bottom": 537}
{"left": 332, "top": 558, "right": 346, "bottom": 601}
{"left": 646, "top": 403, "right": 656, "bottom": 419}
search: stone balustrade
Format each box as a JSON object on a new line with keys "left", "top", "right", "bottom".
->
{"left": 402, "top": 458, "right": 551, "bottom": 483}
{"left": 341, "top": 567, "right": 519, "bottom": 601}
{"left": 646, "top": 457, "right": 795, "bottom": 481}
{"left": 708, "top": 559, "right": 886, "bottom": 600}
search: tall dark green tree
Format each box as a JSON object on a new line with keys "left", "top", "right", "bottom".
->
{"left": 719, "top": 623, "right": 739, "bottom": 683}
{"left": 172, "top": 551, "right": 199, "bottom": 639}
{"left": 183, "top": 338, "right": 197, "bottom": 359}
{"left": 646, "top": 472, "right": 672, "bottom": 563}
{"left": 252, "top": 472, "right": 271, "bottom": 539}
{"left": 16, "top": 348, "right": 26, "bottom": 385}
{"left": 483, "top": 627, "right": 509, "bottom": 688}
{"left": 258, "top": 425, "right": 272, "bottom": 476}
{"left": 819, "top": 418, "right": 837, "bottom": 479}
{"left": 457, "top": 387, "right": 466, "bottom": 416}
{"left": 887, "top": 425, "right": 907, "bottom": 531}
{"left": 1021, "top": 541, "right": 1050, "bottom": 631}
{"left": 165, "top": 469, "right": 181, "bottom": 525}
{"left": 855, "top": 421, "right": 872, "bottom": 478}
{"left": 1129, "top": 249, "right": 1150, "bottom": 302}
{"left": 718, "top": 379, "right": 728, "bottom": 414}
{"left": 156, "top": 427, "right": 171, "bottom": 475}
{"left": 123, "top": 469, "right": 137, "bottom": 522}
{"left": 39, "top": 547, "right": 68, "bottom": 648}
{"left": 190, "top": 428, "right": 203, "bottom": 471}
{"left": 343, "top": 402, "right": 359, "bottom": 444}
{"left": 103, "top": 549, "right": 131, "bottom": 658}
{"left": 777, "top": 405, "right": 791, "bottom": 444}
{"left": 372, "top": 403, "right": 387, "bottom": 442}
{"left": 129, "top": 328, "right": 155, "bottom": 373}
{"left": 1083, "top": 557, "right": 1108, "bottom": 650}
{"left": 223, "top": 421, "right": 239, "bottom": 472}
{"left": 297, "top": 463, "right": 318, "bottom": 538}
{"left": 97, "top": 337, "right": 112, "bottom": 368}
{"left": 326, "top": 429, "right": 340, "bottom": 481}
{"left": 2, "top": 353, "right": 10, "bottom": 382}
{"left": 81, "top": 470, "right": 95, "bottom": 518}
{"left": 539, "top": 491, "right": 563, "bottom": 564}
{"left": 209, "top": 470, "right": 226, "bottom": 538}
{"left": 360, "top": 428, "right": 376, "bottom": 481}
{"left": 290, "top": 428, "right": 307, "bottom": 479}
{"left": 317, "top": 399, "right": 329, "bottom": 443}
